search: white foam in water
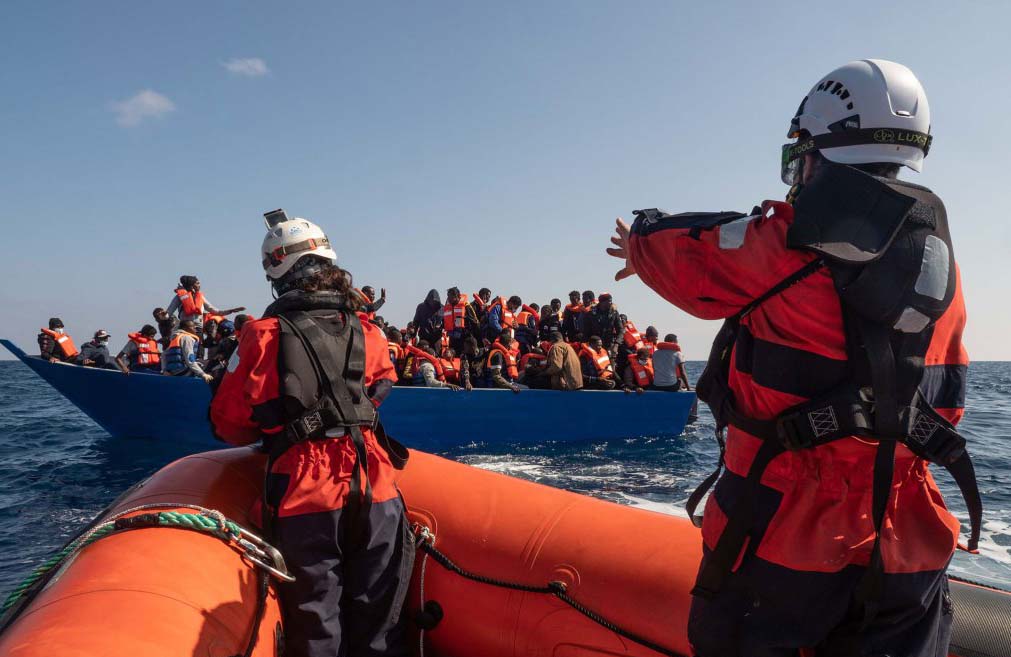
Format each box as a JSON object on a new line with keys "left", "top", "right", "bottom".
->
{"left": 617, "top": 492, "right": 688, "bottom": 518}
{"left": 976, "top": 518, "right": 1011, "bottom": 564}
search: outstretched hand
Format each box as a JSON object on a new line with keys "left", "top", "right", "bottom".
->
{"left": 606, "top": 218, "right": 637, "bottom": 281}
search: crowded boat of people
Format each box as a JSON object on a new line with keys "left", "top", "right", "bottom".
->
{"left": 36, "top": 279, "right": 691, "bottom": 394}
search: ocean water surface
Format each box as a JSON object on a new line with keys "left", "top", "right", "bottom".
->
{"left": 0, "top": 359, "right": 1008, "bottom": 595}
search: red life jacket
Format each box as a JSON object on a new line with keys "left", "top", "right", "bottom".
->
{"left": 175, "top": 288, "right": 205, "bottom": 317}
{"left": 622, "top": 321, "right": 644, "bottom": 350}
{"left": 440, "top": 357, "right": 461, "bottom": 384}
{"left": 388, "top": 342, "right": 404, "bottom": 371}
{"left": 439, "top": 332, "right": 451, "bottom": 355}
{"left": 489, "top": 297, "right": 517, "bottom": 337}
{"left": 486, "top": 341, "right": 519, "bottom": 380}
{"left": 442, "top": 295, "right": 469, "bottom": 332}
{"left": 203, "top": 313, "right": 226, "bottom": 326}
{"left": 656, "top": 341, "right": 681, "bottom": 352}
{"left": 405, "top": 344, "right": 445, "bottom": 382}
{"left": 627, "top": 355, "right": 654, "bottom": 387}
{"left": 516, "top": 305, "right": 539, "bottom": 329}
{"left": 538, "top": 340, "right": 554, "bottom": 354}
{"left": 579, "top": 344, "right": 614, "bottom": 378}
{"left": 564, "top": 302, "right": 585, "bottom": 315}
{"left": 472, "top": 293, "right": 488, "bottom": 312}
{"left": 128, "top": 333, "right": 161, "bottom": 366}
{"left": 41, "top": 328, "right": 79, "bottom": 359}
{"left": 519, "top": 352, "right": 546, "bottom": 371}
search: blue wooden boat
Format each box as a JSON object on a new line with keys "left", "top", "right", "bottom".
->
{"left": 1, "top": 339, "right": 696, "bottom": 451}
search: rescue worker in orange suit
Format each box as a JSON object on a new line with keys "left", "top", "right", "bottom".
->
{"left": 465, "top": 288, "right": 491, "bottom": 343}
{"left": 441, "top": 287, "right": 469, "bottom": 353}
{"left": 210, "top": 209, "right": 412, "bottom": 657}
{"left": 561, "top": 290, "right": 583, "bottom": 341}
{"left": 578, "top": 335, "right": 617, "bottom": 390}
{"left": 115, "top": 324, "right": 161, "bottom": 374}
{"left": 607, "top": 60, "right": 979, "bottom": 657}
{"left": 38, "top": 317, "right": 79, "bottom": 363}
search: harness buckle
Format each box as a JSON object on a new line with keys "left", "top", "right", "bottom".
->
{"left": 775, "top": 412, "right": 812, "bottom": 450}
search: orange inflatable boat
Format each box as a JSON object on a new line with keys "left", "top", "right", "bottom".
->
{"left": 0, "top": 447, "right": 1007, "bottom": 657}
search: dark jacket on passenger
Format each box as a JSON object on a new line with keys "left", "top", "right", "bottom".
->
{"left": 76, "top": 341, "right": 114, "bottom": 368}
{"left": 459, "top": 350, "right": 486, "bottom": 389}
{"left": 582, "top": 307, "right": 623, "bottom": 351}
{"left": 413, "top": 289, "right": 443, "bottom": 345}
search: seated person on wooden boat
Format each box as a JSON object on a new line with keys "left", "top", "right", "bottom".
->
{"left": 200, "top": 315, "right": 227, "bottom": 359}
{"left": 151, "top": 307, "right": 177, "bottom": 350}
{"left": 204, "top": 320, "right": 237, "bottom": 376}
{"left": 75, "top": 329, "right": 115, "bottom": 369}
{"left": 643, "top": 325, "right": 660, "bottom": 355}
{"left": 441, "top": 287, "right": 468, "bottom": 353}
{"left": 37, "top": 317, "right": 79, "bottom": 363}
{"left": 210, "top": 210, "right": 412, "bottom": 657}
{"left": 514, "top": 302, "right": 540, "bottom": 354}
{"left": 623, "top": 346, "right": 653, "bottom": 393}
{"left": 358, "top": 284, "right": 386, "bottom": 319}
{"left": 561, "top": 290, "right": 583, "bottom": 341}
{"left": 485, "top": 331, "right": 524, "bottom": 392}
{"left": 518, "top": 346, "right": 550, "bottom": 388}
{"left": 166, "top": 275, "right": 244, "bottom": 339}
{"left": 538, "top": 299, "right": 562, "bottom": 341}
{"left": 413, "top": 288, "right": 444, "bottom": 345}
{"left": 114, "top": 324, "right": 161, "bottom": 375}
{"left": 233, "top": 313, "right": 253, "bottom": 336}
{"left": 458, "top": 336, "right": 486, "bottom": 391}
{"left": 439, "top": 347, "right": 462, "bottom": 386}
{"left": 162, "top": 319, "right": 212, "bottom": 383}
{"left": 412, "top": 341, "right": 460, "bottom": 390}
{"left": 386, "top": 328, "right": 405, "bottom": 380}
{"left": 485, "top": 295, "right": 522, "bottom": 343}
{"left": 651, "top": 334, "right": 690, "bottom": 391}
{"left": 578, "top": 335, "right": 617, "bottom": 390}
{"left": 465, "top": 287, "right": 491, "bottom": 342}
{"left": 541, "top": 330, "right": 583, "bottom": 391}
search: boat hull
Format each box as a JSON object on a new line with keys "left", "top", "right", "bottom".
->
{"left": 0, "top": 448, "right": 1004, "bottom": 656}
{"left": 2, "top": 339, "right": 697, "bottom": 450}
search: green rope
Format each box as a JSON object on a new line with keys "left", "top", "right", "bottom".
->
{"left": 1, "top": 512, "right": 243, "bottom": 614}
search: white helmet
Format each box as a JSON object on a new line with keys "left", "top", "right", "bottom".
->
{"left": 782, "top": 59, "right": 932, "bottom": 185}
{"left": 260, "top": 209, "right": 337, "bottom": 284}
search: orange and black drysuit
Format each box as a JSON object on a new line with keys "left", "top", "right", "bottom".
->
{"left": 210, "top": 290, "right": 412, "bottom": 657}
{"left": 628, "top": 166, "right": 979, "bottom": 657}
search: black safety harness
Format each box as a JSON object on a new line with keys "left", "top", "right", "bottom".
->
{"left": 686, "top": 165, "right": 982, "bottom": 632}
{"left": 261, "top": 293, "right": 407, "bottom": 540}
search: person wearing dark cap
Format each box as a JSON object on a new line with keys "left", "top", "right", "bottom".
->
{"left": 116, "top": 325, "right": 162, "bottom": 374}
{"left": 38, "top": 318, "right": 79, "bottom": 363}
{"left": 76, "top": 330, "right": 115, "bottom": 368}
{"left": 582, "top": 292, "right": 623, "bottom": 352}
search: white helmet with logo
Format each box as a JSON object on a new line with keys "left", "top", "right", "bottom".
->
{"left": 782, "top": 59, "right": 932, "bottom": 184}
{"left": 260, "top": 209, "right": 337, "bottom": 286}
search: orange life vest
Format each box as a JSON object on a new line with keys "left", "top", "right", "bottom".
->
{"left": 440, "top": 357, "right": 461, "bottom": 384}
{"left": 128, "top": 333, "right": 161, "bottom": 366}
{"left": 472, "top": 293, "right": 488, "bottom": 312}
{"left": 486, "top": 341, "right": 519, "bottom": 380}
{"left": 175, "top": 288, "right": 205, "bottom": 317}
{"left": 627, "top": 355, "right": 654, "bottom": 387}
{"left": 489, "top": 297, "right": 517, "bottom": 338}
{"left": 519, "top": 352, "right": 546, "bottom": 371}
{"left": 202, "top": 313, "right": 226, "bottom": 326}
{"left": 41, "top": 328, "right": 79, "bottom": 359}
{"left": 516, "top": 305, "right": 539, "bottom": 329}
{"left": 439, "top": 332, "right": 451, "bottom": 355}
{"left": 656, "top": 341, "right": 681, "bottom": 352}
{"left": 405, "top": 344, "right": 446, "bottom": 382}
{"left": 442, "top": 295, "right": 469, "bottom": 332}
{"left": 388, "top": 342, "right": 404, "bottom": 371}
{"left": 622, "top": 321, "right": 644, "bottom": 350}
{"left": 564, "top": 303, "right": 585, "bottom": 315}
{"left": 644, "top": 340, "right": 658, "bottom": 356}
{"left": 578, "top": 344, "right": 614, "bottom": 379}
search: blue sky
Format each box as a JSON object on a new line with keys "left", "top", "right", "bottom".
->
{"left": 2, "top": 1, "right": 1009, "bottom": 359}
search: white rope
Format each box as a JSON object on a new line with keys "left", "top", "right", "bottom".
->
{"left": 418, "top": 551, "right": 429, "bottom": 657}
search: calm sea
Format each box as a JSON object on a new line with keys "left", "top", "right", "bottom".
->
{"left": 0, "top": 360, "right": 1008, "bottom": 595}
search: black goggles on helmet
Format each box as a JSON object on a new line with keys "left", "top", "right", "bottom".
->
{"left": 780, "top": 127, "right": 933, "bottom": 185}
